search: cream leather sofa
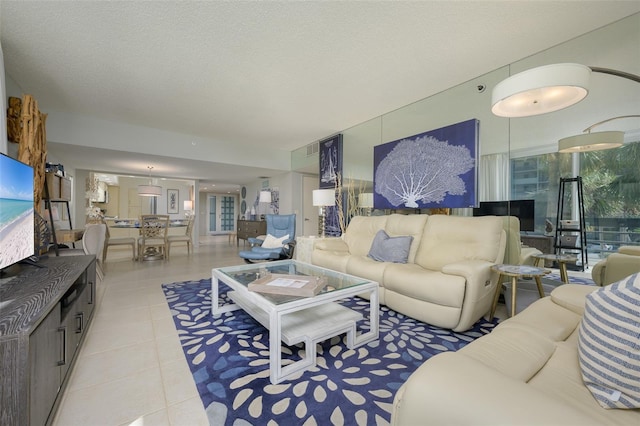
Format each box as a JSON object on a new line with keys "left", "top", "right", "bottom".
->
{"left": 391, "top": 283, "right": 640, "bottom": 425}
{"left": 501, "top": 216, "right": 542, "bottom": 266}
{"left": 311, "top": 214, "right": 506, "bottom": 332}
{"left": 591, "top": 245, "right": 640, "bottom": 286}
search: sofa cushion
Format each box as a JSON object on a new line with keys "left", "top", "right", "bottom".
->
{"left": 383, "top": 263, "right": 465, "bottom": 306}
{"left": 311, "top": 248, "right": 350, "bottom": 273}
{"left": 578, "top": 273, "right": 640, "bottom": 409}
{"left": 342, "top": 215, "right": 388, "bottom": 256}
{"left": 459, "top": 326, "right": 556, "bottom": 382}
{"left": 498, "top": 297, "right": 583, "bottom": 342}
{"left": 550, "top": 284, "right": 597, "bottom": 316}
{"left": 414, "top": 215, "right": 503, "bottom": 271}
{"left": 385, "top": 214, "right": 429, "bottom": 263}
{"left": 367, "top": 230, "right": 413, "bottom": 263}
{"left": 346, "top": 255, "right": 389, "bottom": 284}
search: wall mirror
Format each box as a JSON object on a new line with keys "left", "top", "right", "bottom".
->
{"left": 292, "top": 14, "right": 640, "bottom": 266}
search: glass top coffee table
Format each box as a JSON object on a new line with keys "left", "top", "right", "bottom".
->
{"left": 212, "top": 260, "right": 379, "bottom": 384}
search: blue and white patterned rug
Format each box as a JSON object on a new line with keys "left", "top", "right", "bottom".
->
{"left": 162, "top": 278, "right": 498, "bottom": 425}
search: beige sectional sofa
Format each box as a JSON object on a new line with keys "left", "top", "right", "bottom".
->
{"left": 391, "top": 283, "right": 640, "bottom": 425}
{"left": 311, "top": 214, "right": 506, "bottom": 332}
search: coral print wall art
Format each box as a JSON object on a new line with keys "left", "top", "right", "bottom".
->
{"left": 319, "top": 134, "right": 343, "bottom": 189}
{"left": 374, "top": 119, "right": 479, "bottom": 209}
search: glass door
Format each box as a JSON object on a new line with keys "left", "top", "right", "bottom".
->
{"left": 220, "top": 196, "right": 235, "bottom": 231}
{"left": 208, "top": 195, "right": 217, "bottom": 233}
{"left": 207, "top": 195, "right": 236, "bottom": 234}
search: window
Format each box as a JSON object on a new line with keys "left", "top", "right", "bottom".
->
{"left": 579, "top": 141, "right": 640, "bottom": 256}
{"left": 510, "top": 153, "right": 571, "bottom": 233}
{"left": 510, "top": 140, "right": 640, "bottom": 262}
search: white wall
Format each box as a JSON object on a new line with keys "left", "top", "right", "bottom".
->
{"left": 45, "top": 111, "right": 291, "bottom": 171}
{"left": 1, "top": 42, "right": 7, "bottom": 155}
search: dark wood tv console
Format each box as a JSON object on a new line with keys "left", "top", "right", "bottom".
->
{"left": 0, "top": 255, "right": 97, "bottom": 426}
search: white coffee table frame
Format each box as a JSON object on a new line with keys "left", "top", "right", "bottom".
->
{"left": 212, "top": 260, "right": 379, "bottom": 384}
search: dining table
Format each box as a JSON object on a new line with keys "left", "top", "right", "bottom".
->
{"left": 109, "top": 220, "right": 187, "bottom": 260}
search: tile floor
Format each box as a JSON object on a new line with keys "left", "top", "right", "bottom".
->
{"left": 52, "top": 235, "right": 241, "bottom": 426}
{"left": 52, "top": 235, "right": 588, "bottom": 425}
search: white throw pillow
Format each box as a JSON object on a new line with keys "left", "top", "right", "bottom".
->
{"left": 578, "top": 272, "right": 640, "bottom": 409}
{"left": 261, "top": 234, "right": 289, "bottom": 249}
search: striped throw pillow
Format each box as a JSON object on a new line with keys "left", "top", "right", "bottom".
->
{"left": 578, "top": 273, "right": 640, "bottom": 409}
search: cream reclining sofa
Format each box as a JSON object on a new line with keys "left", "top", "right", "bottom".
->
{"left": 591, "top": 245, "right": 640, "bottom": 286}
{"left": 391, "top": 282, "right": 640, "bottom": 425}
{"left": 311, "top": 214, "right": 506, "bottom": 332}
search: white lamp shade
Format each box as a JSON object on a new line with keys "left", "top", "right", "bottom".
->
{"left": 183, "top": 200, "right": 193, "bottom": 210}
{"left": 259, "top": 190, "right": 272, "bottom": 203}
{"left": 558, "top": 131, "right": 624, "bottom": 153}
{"left": 313, "top": 189, "right": 335, "bottom": 206}
{"left": 137, "top": 184, "right": 162, "bottom": 197}
{"left": 358, "top": 193, "right": 373, "bottom": 208}
{"left": 492, "top": 63, "right": 591, "bottom": 117}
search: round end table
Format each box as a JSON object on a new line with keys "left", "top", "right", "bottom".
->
{"left": 489, "top": 264, "right": 550, "bottom": 319}
{"left": 531, "top": 253, "right": 578, "bottom": 284}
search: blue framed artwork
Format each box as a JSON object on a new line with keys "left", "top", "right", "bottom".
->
{"left": 319, "top": 134, "right": 343, "bottom": 189}
{"left": 323, "top": 191, "right": 347, "bottom": 237}
{"left": 373, "top": 119, "right": 479, "bottom": 209}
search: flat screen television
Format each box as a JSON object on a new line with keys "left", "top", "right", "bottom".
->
{"left": 0, "top": 153, "right": 35, "bottom": 270}
{"left": 473, "top": 199, "right": 535, "bottom": 232}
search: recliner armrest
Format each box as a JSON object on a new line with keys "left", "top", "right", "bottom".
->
{"left": 314, "top": 237, "right": 349, "bottom": 252}
{"left": 619, "top": 245, "right": 640, "bottom": 256}
{"left": 441, "top": 260, "right": 494, "bottom": 286}
{"left": 247, "top": 237, "right": 264, "bottom": 246}
{"left": 520, "top": 246, "right": 542, "bottom": 266}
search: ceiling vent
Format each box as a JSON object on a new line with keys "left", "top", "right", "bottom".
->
{"left": 306, "top": 142, "right": 319, "bottom": 156}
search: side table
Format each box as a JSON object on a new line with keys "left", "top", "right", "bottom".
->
{"left": 490, "top": 264, "right": 550, "bottom": 319}
{"left": 294, "top": 236, "right": 317, "bottom": 264}
{"left": 532, "top": 253, "right": 578, "bottom": 284}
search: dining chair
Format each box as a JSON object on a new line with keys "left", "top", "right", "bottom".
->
{"left": 102, "top": 218, "right": 137, "bottom": 261}
{"left": 167, "top": 217, "right": 194, "bottom": 259}
{"left": 138, "top": 215, "right": 170, "bottom": 261}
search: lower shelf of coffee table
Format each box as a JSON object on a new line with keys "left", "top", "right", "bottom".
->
{"left": 228, "top": 290, "right": 362, "bottom": 346}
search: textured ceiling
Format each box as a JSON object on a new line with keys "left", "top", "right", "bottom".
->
{"left": 2, "top": 1, "right": 639, "bottom": 189}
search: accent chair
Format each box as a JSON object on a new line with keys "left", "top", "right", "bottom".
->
{"left": 239, "top": 214, "right": 296, "bottom": 263}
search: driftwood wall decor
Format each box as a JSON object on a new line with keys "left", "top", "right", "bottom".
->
{"left": 7, "top": 96, "right": 21, "bottom": 143}
{"left": 8, "top": 95, "right": 48, "bottom": 209}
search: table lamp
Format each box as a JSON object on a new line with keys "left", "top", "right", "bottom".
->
{"left": 312, "top": 189, "right": 335, "bottom": 238}
{"left": 358, "top": 192, "right": 373, "bottom": 216}
{"left": 259, "top": 191, "right": 272, "bottom": 219}
{"left": 184, "top": 200, "right": 193, "bottom": 217}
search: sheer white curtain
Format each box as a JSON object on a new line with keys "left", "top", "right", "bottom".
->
{"left": 479, "top": 153, "right": 510, "bottom": 201}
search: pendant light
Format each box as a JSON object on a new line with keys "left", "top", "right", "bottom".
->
{"left": 491, "top": 63, "right": 640, "bottom": 117}
{"left": 558, "top": 115, "right": 638, "bottom": 153}
{"left": 137, "top": 166, "right": 162, "bottom": 197}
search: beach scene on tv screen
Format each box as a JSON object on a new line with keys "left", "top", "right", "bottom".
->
{"left": 0, "top": 155, "right": 35, "bottom": 269}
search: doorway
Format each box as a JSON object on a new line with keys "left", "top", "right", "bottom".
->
{"left": 303, "top": 175, "right": 319, "bottom": 237}
{"left": 207, "top": 195, "right": 236, "bottom": 234}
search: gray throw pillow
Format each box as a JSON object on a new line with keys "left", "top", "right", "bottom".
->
{"left": 367, "top": 230, "right": 413, "bottom": 263}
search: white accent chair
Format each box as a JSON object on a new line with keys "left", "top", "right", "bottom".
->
{"left": 57, "top": 223, "right": 107, "bottom": 279}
